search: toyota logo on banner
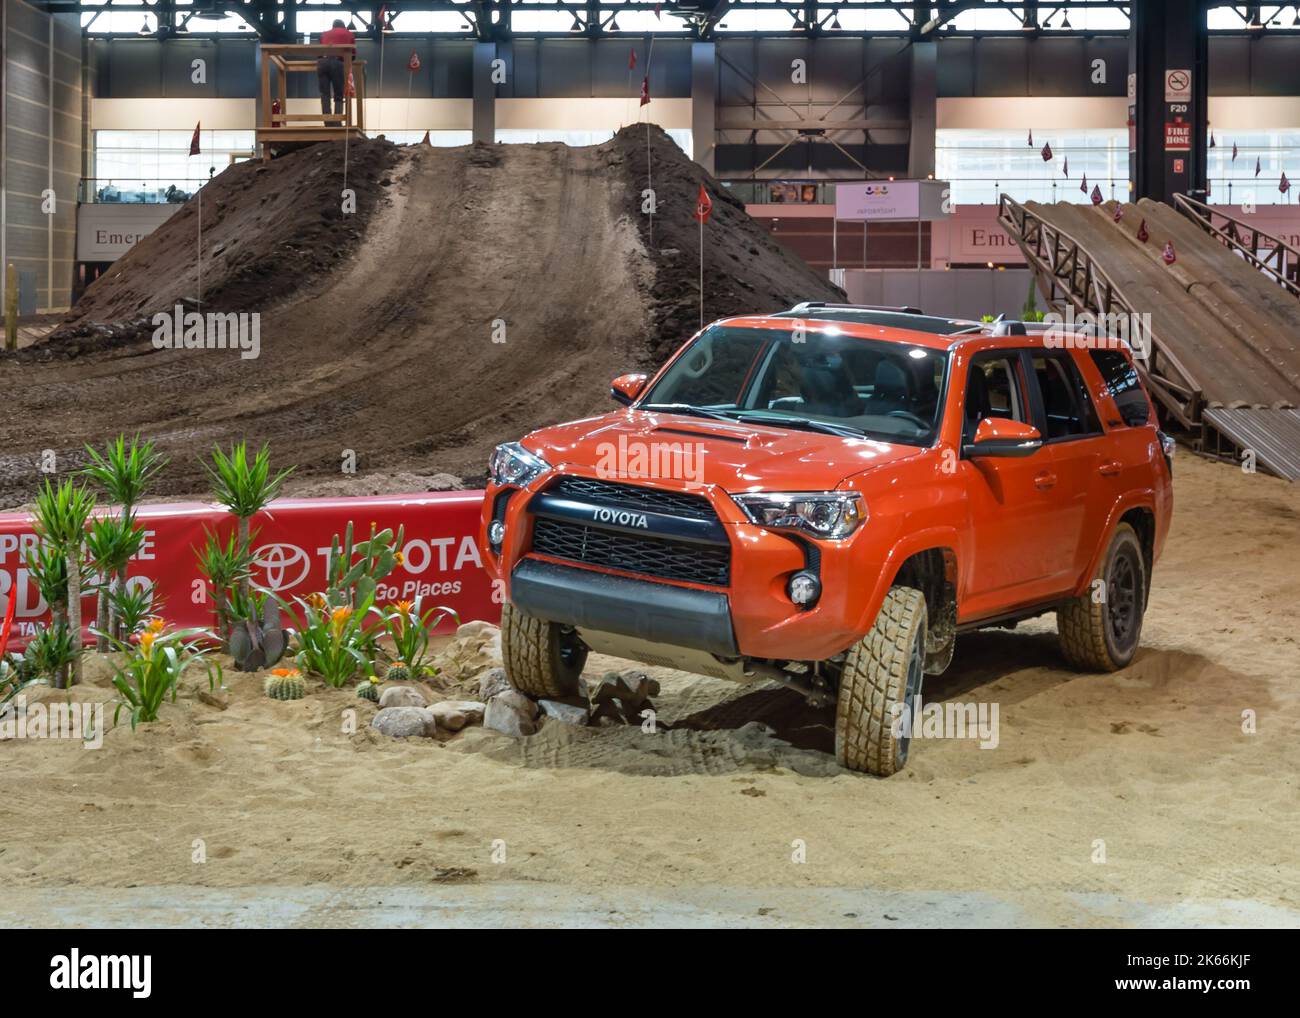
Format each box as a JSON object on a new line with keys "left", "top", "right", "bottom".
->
{"left": 252, "top": 543, "right": 312, "bottom": 591}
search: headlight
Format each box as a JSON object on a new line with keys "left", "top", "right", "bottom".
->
{"left": 489, "top": 442, "right": 550, "bottom": 487}
{"left": 733, "top": 491, "right": 866, "bottom": 540}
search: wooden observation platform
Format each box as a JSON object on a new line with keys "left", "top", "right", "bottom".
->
{"left": 257, "top": 44, "right": 367, "bottom": 159}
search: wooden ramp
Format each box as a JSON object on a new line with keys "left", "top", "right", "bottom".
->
{"left": 998, "top": 194, "right": 1300, "bottom": 479}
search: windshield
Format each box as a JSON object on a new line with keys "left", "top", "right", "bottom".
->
{"left": 640, "top": 325, "right": 949, "bottom": 446}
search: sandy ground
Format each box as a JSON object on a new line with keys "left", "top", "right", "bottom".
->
{"left": 1, "top": 453, "right": 1297, "bottom": 928}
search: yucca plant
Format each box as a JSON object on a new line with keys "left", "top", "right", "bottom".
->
{"left": 95, "top": 618, "right": 215, "bottom": 729}
{"left": 194, "top": 524, "right": 256, "bottom": 646}
{"left": 82, "top": 434, "right": 167, "bottom": 510}
{"left": 381, "top": 597, "right": 458, "bottom": 678}
{"left": 20, "top": 623, "right": 76, "bottom": 689}
{"left": 25, "top": 542, "right": 70, "bottom": 626}
{"left": 204, "top": 443, "right": 293, "bottom": 601}
{"left": 84, "top": 513, "right": 147, "bottom": 651}
{"left": 108, "top": 582, "right": 163, "bottom": 640}
{"left": 82, "top": 435, "right": 167, "bottom": 638}
{"left": 31, "top": 479, "right": 96, "bottom": 687}
{"left": 291, "top": 591, "right": 378, "bottom": 688}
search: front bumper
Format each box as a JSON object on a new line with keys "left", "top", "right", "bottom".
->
{"left": 510, "top": 558, "right": 738, "bottom": 656}
{"left": 481, "top": 474, "right": 878, "bottom": 662}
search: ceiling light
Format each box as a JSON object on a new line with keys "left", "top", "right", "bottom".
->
{"left": 831, "top": 15, "right": 841, "bottom": 30}
{"left": 138, "top": 17, "right": 151, "bottom": 35}
{"left": 570, "top": 13, "right": 582, "bottom": 31}
{"left": 1060, "top": 12, "right": 1072, "bottom": 29}
{"left": 609, "top": 15, "right": 620, "bottom": 30}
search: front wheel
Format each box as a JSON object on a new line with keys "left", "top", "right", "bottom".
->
{"left": 1057, "top": 522, "right": 1147, "bottom": 672}
{"left": 500, "top": 602, "right": 588, "bottom": 699}
{"left": 835, "top": 586, "right": 928, "bottom": 776}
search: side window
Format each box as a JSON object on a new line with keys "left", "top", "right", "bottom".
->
{"left": 1032, "top": 353, "right": 1102, "bottom": 440}
{"left": 1088, "top": 348, "right": 1150, "bottom": 427}
{"left": 964, "top": 354, "right": 1026, "bottom": 441}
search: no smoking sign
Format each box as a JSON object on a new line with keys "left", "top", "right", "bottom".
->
{"left": 1165, "top": 68, "right": 1191, "bottom": 103}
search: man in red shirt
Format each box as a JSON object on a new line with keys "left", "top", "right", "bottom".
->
{"left": 318, "top": 19, "right": 357, "bottom": 122}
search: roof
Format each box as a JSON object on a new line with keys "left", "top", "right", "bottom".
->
{"left": 715, "top": 311, "right": 982, "bottom": 352}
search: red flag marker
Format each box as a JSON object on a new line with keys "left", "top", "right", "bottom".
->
{"left": 1113, "top": 204, "right": 1124, "bottom": 222}
{"left": 1162, "top": 241, "right": 1176, "bottom": 265}
{"left": 629, "top": 48, "right": 637, "bottom": 70}
{"left": 1255, "top": 156, "right": 1262, "bottom": 177}
{"left": 1209, "top": 132, "right": 1216, "bottom": 148}
{"left": 1232, "top": 142, "right": 1239, "bottom": 161}
{"left": 407, "top": 51, "right": 421, "bottom": 73}
{"left": 1281, "top": 172, "right": 1292, "bottom": 196}
{"left": 189, "top": 121, "right": 201, "bottom": 156}
{"left": 654, "top": 3, "right": 662, "bottom": 18}
{"left": 693, "top": 184, "right": 713, "bottom": 224}
{"left": 1137, "top": 219, "right": 1149, "bottom": 243}
{"left": 1041, "top": 141, "right": 1052, "bottom": 162}
{"left": 1028, "top": 129, "right": 1034, "bottom": 147}
{"left": 421, "top": 130, "right": 431, "bottom": 145}
{"left": 1063, "top": 156, "right": 1069, "bottom": 177}
{"left": 1080, "top": 174, "right": 1087, "bottom": 194}
{"left": 1090, "top": 184, "right": 1103, "bottom": 205}
{"left": 639, "top": 76, "right": 650, "bottom": 107}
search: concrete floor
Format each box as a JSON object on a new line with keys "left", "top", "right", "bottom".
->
{"left": 2, "top": 884, "right": 1296, "bottom": 929}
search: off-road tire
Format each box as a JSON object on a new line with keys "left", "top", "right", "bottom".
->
{"left": 835, "top": 586, "right": 928, "bottom": 776}
{"left": 1058, "top": 522, "right": 1147, "bottom": 672}
{"left": 500, "top": 601, "right": 587, "bottom": 698}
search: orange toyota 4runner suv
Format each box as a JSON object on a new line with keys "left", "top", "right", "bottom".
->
{"left": 479, "top": 305, "right": 1174, "bottom": 775}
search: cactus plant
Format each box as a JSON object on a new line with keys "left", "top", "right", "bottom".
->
{"left": 265, "top": 669, "right": 305, "bottom": 701}
{"left": 228, "top": 587, "right": 287, "bottom": 672}
{"left": 384, "top": 662, "right": 411, "bottom": 684}
{"left": 356, "top": 676, "right": 380, "bottom": 702}
{"left": 325, "top": 520, "right": 406, "bottom": 609}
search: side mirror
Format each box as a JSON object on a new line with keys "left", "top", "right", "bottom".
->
{"left": 962, "top": 417, "right": 1043, "bottom": 458}
{"left": 610, "top": 372, "right": 648, "bottom": 406}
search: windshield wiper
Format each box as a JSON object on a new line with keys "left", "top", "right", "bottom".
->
{"left": 726, "top": 412, "right": 866, "bottom": 438}
{"left": 640, "top": 403, "right": 737, "bottom": 423}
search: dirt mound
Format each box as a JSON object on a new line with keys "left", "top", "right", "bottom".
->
{"left": 613, "top": 125, "right": 844, "bottom": 364}
{"left": 0, "top": 127, "right": 841, "bottom": 506}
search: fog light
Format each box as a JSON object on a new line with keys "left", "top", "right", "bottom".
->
{"left": 488, "top": 520, "right": 506, "bottom": 547}
{"left": 787, "top": 571, "right": 821, "bottom": 608}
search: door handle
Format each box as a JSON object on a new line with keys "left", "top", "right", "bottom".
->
{"left": 1034, "top": 471, "right": 1057, "bottom": 490}
{"left": 1099, "top": 460, "right": 1122, "bottom": 477}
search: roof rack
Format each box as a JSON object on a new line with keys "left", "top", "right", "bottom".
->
{"left": 789, "top": 301, "right": 926, "bottom": 315}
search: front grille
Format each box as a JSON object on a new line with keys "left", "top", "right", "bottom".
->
{"left": 548, "top": 476, "right": 717, "bottom": 521}
{"left": 531, "top": 517, "right": 730, "bottom": 587}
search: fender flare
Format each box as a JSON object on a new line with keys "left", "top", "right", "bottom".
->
{"left": 1071, "top": 490, "right": 1158, "bottom": 598}
{"left": 854, "top": 525, "right": 963, "bottom": 636}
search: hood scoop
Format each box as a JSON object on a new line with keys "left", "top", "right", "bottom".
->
{"left": 652, "top": 425, "right": 747, "bottom": 445}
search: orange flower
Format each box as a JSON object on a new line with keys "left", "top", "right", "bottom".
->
{"left": 145, "top": 617, "right": 166, "bottom": 634}
{"left": 139, "top": 631, "right": 156, "bottom": 656}
{"left": 395, "top": 599, "right": 413, "bottom": 615}
{"left": 330, "top": 605, "right": 352, "bottom": 636}
{"left": 271, "top": 668, "right": 299, "bottom": 677}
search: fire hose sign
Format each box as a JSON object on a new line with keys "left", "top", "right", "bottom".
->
{"left": 1165, "top": 121, "right": 1192, "bottom": 152}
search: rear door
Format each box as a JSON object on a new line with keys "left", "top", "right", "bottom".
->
{"left": 958, "top": 349, "right": 1064, "bottom": 620}
{"left": 1024, "top": 349, "right": 1111, "bottom": 592}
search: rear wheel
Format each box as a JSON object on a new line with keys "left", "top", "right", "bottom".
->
{"left": 835, "top": 586, "right": 927, "bottom": 776}
{"left": 1057, "top": 522, "right": 1147, "bottom": 672}
{"left": 500, "top": 602, "right": 587, "bottom": 698}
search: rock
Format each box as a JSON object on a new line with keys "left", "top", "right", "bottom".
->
{"left": 483, "top": 690, "right": 539, "bottom": 737}
{"left": 456, "top": 620, "right": 499, "bottom": 640}
{"left": 379, "top": 685, "right": 428, "bottom": 709}
{"left": 430, "top": 699, "right": 486, "bottom": 732}
{"left": 371, "top": 706, "right": 436, "bottom": 738}
{"left": 197, "top": 689, "right": 230, "bottom": 711}
{"left": 477, "top": 667, "right": 511, "bottom": 702}
{"left": 588, "top": 670, "right": 660, "bottom": 725}
{"left": 538, "top": 699, "right": 589, "bottom": 727}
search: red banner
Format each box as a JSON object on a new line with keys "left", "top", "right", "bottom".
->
{"left": 0, "top": 491, "right": 498, "bottom": 650}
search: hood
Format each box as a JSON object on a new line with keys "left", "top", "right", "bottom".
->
{"left": 522, "top": 408, "right": 923, "bottom": 492}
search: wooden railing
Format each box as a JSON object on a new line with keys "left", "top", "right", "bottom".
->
{"left": 1173, "top": 192, "right": 1300, "bottom": 299}
{"left": 258, "top": 44, "right": 367, "bottom": 139}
